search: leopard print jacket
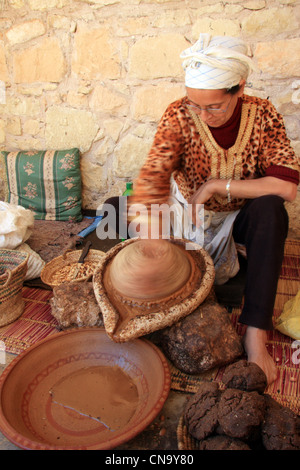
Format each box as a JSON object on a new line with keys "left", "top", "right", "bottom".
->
{"left": 131, "top": 94, "right": 299, "bottom": 212}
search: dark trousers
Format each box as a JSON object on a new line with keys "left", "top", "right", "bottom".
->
{"left": 103, "top": 195, "right": 288, "bottom": 330}
{"left": 232, "top": 195, "right": 288, "bottom": 330}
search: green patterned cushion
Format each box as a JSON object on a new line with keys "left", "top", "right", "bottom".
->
{"left": 3, "top": 148, "right": 82, "bottom": 221}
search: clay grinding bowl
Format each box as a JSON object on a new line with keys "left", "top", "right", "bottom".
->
{"left": 93, "top": 238, "right": 215, "bottom": 343}
{"left": 0, "top": 328, "right": 170, "bottom": 450}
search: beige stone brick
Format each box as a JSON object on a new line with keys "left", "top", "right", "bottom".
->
{"left": 72, "top": 27, "right": 121, "bottom": 80}
{"left": 132, "top": 123, "right": 155, "bottom": 139}
{"left": 13, "top": 38, "right": 66, "bottom": 83}
{"left": 23, "top": 119, "right": 40, "bottom": 135}
{"left": 81, "top": 158, "right": 107, "bottom": 193}
{"left": 28, "top": 0, "right": 69, "bottom": 10}
{"left": 196, "top": 3, "right": 224, "bottom": 14}
{"left": 6, "top": 20, "right": 45, "bottom": 45}
{"left": 117, "top": 17, "right": 149, "bottom": 37}
{"left": 103, "top": 118, "right": 124, "bottom": 142}
{"left": 45, "top": 105, "right": 99, "bottom": 152}
{"left": 152, "top": 10, "right": 191, "bottom": 28}
{"left": 90, "top": 136, "right": 115, "bottom": 165}
{"left": 0, "top": 43, "right": 8, "bottom": 82}
{"left": 5, "top": 95, "right": 41, "bottom": 117}
{"left": 243, "top": 0, "right": 266, "bottom": 9}
{"left": 89, "top": 84, "right": 128, "bottom": 114}
{"left": 5, "top": 135, "right": 43, "bottom": 151}
{"left": 6, "top": 116, "right": 21, "bottom": 135}
{"left": 0, "top": 128, "right": 5, "bottom": 144}
{"left": 129, "top": 34, "right": 189, "bottom": 80}
{"left": 283, "top": 116, "right": 300, "bottom": 141}
{"left": 74, "top": 0, "right": 121, "bottom": 5}
{"left": 191, "top": 18, "right": 241, "bottom": 39}
{"left": 255, "top": 39, "right": 300, "bottom": 77}
{"left": 8, "top": 0, "right": 25, "bottom": 9}
{"left": 132, "top": 84, "right": 185, "bottom": 121}
{"left": 279, "top": 0, "right": 298, "bottom": 4}
{"left": 113, "top": 133, "right": 152, "bottom": 178}
{"left": 0, "top": 118, "right": 5, "bottom": 144}
{"left": 66, "top": 90, "right": 89, "bottom": 108}
{"left": 242, "top": 7, "right": 298, "bottom": 36}
{"left": 17, "top": 84, "right": 58, "bottom": 96}
{"left": 224, "top": 4, "right": 243, "bottom": 14}
{"left": 47, "top": 14, "right": 76, "bottom": 32}
{"left": 140, "top": 0, "right": 174, "bottom": 3}
{"left": 92, "top": 180, "right": 125, "bottom": 208}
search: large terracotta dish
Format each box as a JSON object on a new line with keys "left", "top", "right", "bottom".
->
{"left": 93, "top": 238, "right": 215, "bottom": 343}
{"left": 0, "top": 328, "right": 170, "bottom": 450}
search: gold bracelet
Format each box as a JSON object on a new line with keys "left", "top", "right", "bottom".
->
{"left": 226, "top": 179, "right": 232, "bottom": 204}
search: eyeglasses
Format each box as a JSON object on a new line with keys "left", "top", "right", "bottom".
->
{"left": 186, "top": 95, "right": 233, "bottom": 115}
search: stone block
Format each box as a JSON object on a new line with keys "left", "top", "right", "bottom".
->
{"left": 81, "top": 158, "right": 107, "bottom": 192}
{"left": 6, "top": 116, "right": 21, "bottom": 135}
{"left": 113, "top": 133, "right": 152, "bottom": 178}
{"left": 243, "top": 0, "right": 266, "bottom": 9}
{"left": 23, "top": 119, "right": 40, "bottom": 135}
{"left": 241, "top": 7, "right": 298, "bottom": 37}
{"left": 152, "top": 9, "right": 191, "bottom": 27}
{"left": 129, "top": 34, "right": 189, "bottom": 80}
{"left": 28, "top": 0, "right": 69, "bottom": 9}
{"left": 0, "top": 43, "right": 8, "bottom": 82}
{"left": 6, "top": 20, "right": 45, "bottom": 45}
{"left": 132, "top": 84, "right": 185, "bottom": 121}
{"left": 72, "top": 27, "right": 121, "bottom": 80}
{"left": 13, "top": 38, "right": 66, "bottom": 83}
{"left": 89, "top": 84, "right": 128, "bottom": 114}
{"left": 103, "top": 118, "right": 124, "bottom": 142}
{"left": 191, "top": 18, "right": 240, "bottom": 39}
{"left": 4, "top": 95, "right": 41, "bottom": 117}
{"left": 47, "top": 14, "right": 76, "bottom": 32}
{"left": 0, "top": 119, "right": 5, "bottom": 143}
{"left": 9, "top": 0, "right": 25, "bottom": 8}
{"left": 255, "top": 39, "right": 300, "bottom": 77}
{"left": 45, "top": 105, "right": 98, "bottom": 152}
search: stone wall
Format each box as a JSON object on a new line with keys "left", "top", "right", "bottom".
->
{"left": 0, "top": 0, "right": 299, "bottom": 234}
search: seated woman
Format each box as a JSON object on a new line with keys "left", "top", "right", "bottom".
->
{"left": 105, "top": 34, "right": 299, "bottom": 385}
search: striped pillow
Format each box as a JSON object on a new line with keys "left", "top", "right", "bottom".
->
{"left": 2, "top": 149, "right": 82, "bottom": 221}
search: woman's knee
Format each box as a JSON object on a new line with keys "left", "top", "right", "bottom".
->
{"left": 244, "top": 195, "right": 288, "bottom": 228}
{"left": 233, "top": 195, "right": 289, "bottom": 243}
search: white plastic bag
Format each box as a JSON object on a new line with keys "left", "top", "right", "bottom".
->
{"left": 0, "top": 202, "right": 34, "bottom": 249}
{"left": 275, "top": 290, "right": 300, "bottom": 340}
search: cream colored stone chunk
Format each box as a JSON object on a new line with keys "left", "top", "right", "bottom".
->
{"left": 45, "top": 106, "right": 99, "bottom": 152}
{"left": 255, "top": 39, "right": 300, "bottom": 77}
{"left": 6, "top": 20, "right": 45, "bottom": 45}
{"left": 13, "top": 38, "right": 66, "bottom": 83}
{"left": 72, "top": 27, "right": 121, "bottom": 80}
{"left": 129, "top": 34, "right": 189, "bottom": 80}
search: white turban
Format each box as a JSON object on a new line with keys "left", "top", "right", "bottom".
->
{"left": 181, "top": 34, "right": 255, "bottom": 90}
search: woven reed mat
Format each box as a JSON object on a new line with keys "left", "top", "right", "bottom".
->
{"left": 171, "top": 239, "right": 300, "bottom": 415}
{"left": 0, "top": 240, "right": 299, "bottom": 415}
{"left": 0, "top": 287, "right": 58, "bottom": 354}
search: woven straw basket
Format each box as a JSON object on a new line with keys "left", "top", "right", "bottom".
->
{"left": 41, "top": 249, "right": 105, "bottom": 288}
{"left": 0, "top": 249, "right": 29, "bottom": 327}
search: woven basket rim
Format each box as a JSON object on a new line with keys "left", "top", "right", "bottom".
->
{"left": 0, "top": 248, "right": 29, "bottom": 259}
{"left": 0, "top": 250, "right": 28, "bottom": 326}
{"left": 0, "top": 250, "right": 29, "bottom": 281}
{"left": 41, "top": 248, "right": 105, "bottom": 287}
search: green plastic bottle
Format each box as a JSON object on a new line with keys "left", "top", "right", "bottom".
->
{"left": 121, "top": 182, "right": 133, "bottom": 241}
{"left": 122, "top": 181, "right": 134, "bottom": 197}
